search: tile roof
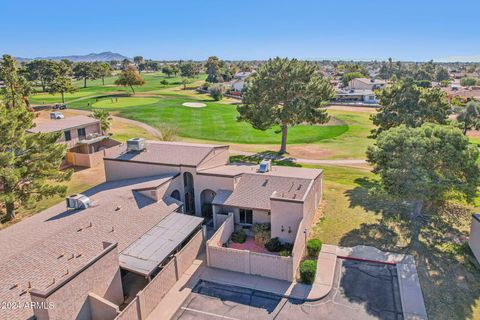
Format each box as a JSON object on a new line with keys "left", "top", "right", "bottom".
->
{"left": 104, "top": 141, "right": 229, "bottom": 167}
{"left": 213, "top": 173, "right": 312, "bottom": 210}
{"left": 0, "top": 174, "right": 178, "bottom": 320}
{"left": 27, "top": 115, "right": 99, "bottom": 133}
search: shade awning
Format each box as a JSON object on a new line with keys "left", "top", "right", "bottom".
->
{"left": 119, "top": 212, "right": 204, "bottom": 276}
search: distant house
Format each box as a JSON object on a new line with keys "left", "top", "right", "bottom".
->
{"left": 231, "top": 79, "right": 245, "bottom": 92}
{"left": 470, "top": 214, "right": 480, "bottom": 263}
{"left": 348, "top": 77, "right": 386, "bottom": 91}
{"left": 233, "top": 71, "right": 253, "bottom": 80}
{"left": 335, "top": 89, "right": 378, "bottom": 104}
{"left": 27, "top": 115, "right": 121, "bottom": 167}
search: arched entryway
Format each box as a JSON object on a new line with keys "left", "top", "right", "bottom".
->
{"left": 200, "top": 189, "right": 216, "bottom": 219}
{"left": 170, "top": 190, "right": 181, "bottom": 201}
{"left": 183, "top": 172, "right": 195, "bottom": 214}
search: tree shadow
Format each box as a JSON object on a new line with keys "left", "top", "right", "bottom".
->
{"left": 230, "top": 151, "right": 302, "bottom": 167}
{"left": 339, "top": 177, "right": 480, "bottom": 319}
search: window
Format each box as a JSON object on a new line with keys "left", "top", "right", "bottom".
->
{"left": 77, "top": 128, "right": 86, "bottom": 139}
{"left": 239, "top": 209, "right": 253, "bottom": 224}
{"left": 64, "top": 130, "right": 71, "bottom": 141}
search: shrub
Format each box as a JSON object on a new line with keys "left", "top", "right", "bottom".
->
{"left": 160, "top": 79, "right": 169, "bottom": 85}
{"left": 307, "top": 239, "right": 322, "bottom": 257}
{"left": 300, "top": 260, "right": 317, "bottom": 284}
{"left": 159, "top": 124, "right": 179, "bottom": 141}
{"left": 265, "top": 237, "right": 282, "bottom": 252}
{"left": 279, "top": 250, "right": 290, "bottom": 257}
{"left": 209, "top": 83, "right": 226, "bottom": 101}
{"left": 460, "top": 77, "right": 477, "bottom": 87}
{"left": 253, "top": 223, "right": 271, "bottom": 246}
{"left": 231, "top": 230, "right": 246, "bottom": 243}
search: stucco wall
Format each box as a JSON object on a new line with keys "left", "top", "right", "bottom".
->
{"left": 469, "top": 215, "right": 480, "bottom": 262}
{"left": 175, "top": 230, "right": 204, "bottom": 277}
{"left": 270, "top": 199, "right": 303, "bottom": 243}
{"left": 104, "top": 160, "right": 180, "bottom": 182}
{"left": 58, "top": 122, "right": 102, "bottom": 149}
{"left": 30, "top": 244, "right": 123, "bottom": 320}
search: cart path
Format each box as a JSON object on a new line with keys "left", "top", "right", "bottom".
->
{"left": 70, "top": 109, "right": 367, "bottom": 165}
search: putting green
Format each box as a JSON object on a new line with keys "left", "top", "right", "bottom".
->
{"left": 92, "top": 97, "right": 159, "bottom": 109}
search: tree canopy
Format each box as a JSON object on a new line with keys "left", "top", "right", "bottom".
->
{"left": 179, "top": 63, "right": 199, "bottom": 78}
{"left": 90, "top": 109, "right": 113, "bottom": 135}
{"left": 237, "top": 57, "right": 335, "bottom": 153}
{"left": 48, "top": 61, "right": 76, "bottom": 103}
{"left": 115, "top": 65, "right": 145, "bottom": 94}
{"left": 457, "top": 101, "right": 480, "bottom": 134}
{"left": 371, "top": 78, "right": 450, "bottom": 137}
{"left": 367, "top": 123, "right": 479, "bottom": 221}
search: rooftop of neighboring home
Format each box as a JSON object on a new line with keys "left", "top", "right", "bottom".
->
{"left": 336, "top": 89, "right": 375, "bottom": 96}
{"left": 104, "top": 140, "right": 229, "bottom": 167}
{"left": 27, "top": 115, "right": 100, "bottom": 133}
{"left": 0, "top": 174, "right": 181, "bottom": 320}
{"left": 351, "top": 77, "right": 386, "bottom": 85}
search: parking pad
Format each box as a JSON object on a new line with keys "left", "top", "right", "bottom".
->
{"left": 173, "top": 258, "right": 404, "bottom": 320}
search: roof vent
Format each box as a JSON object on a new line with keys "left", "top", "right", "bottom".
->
{"left": 127, "top": 138, "right": 146, "bottom": 152}
{"left": 66, "top": 194, "right": 91, "bottom": 209}
{"left": 258, "top": 160, "right": 271, "bottom": 173}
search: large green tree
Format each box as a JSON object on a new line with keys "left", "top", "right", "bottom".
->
{"left": 0, "top": 55, "right": 32, "bottom": 109}
{"left": 73, "top": 62, "right": 97, "bottom": 88}
{"left": 457, "top": 101, "right": 480, "bottom": 134}
{"left": 115, "top": 65, "right": 145, "bottom": 94}
{"left": 237, "top": 57, "right": 335, "bottom": 154}
{"left": 179, "top": 63, "right": 199, "bottom": 78}
{"left": 48, "top": 62, "right": 76, "bottom": 103}
{"left": 0, "top": 60, "right": 72, "bottom": 221}
{"left": 367, "top": 124, "right": 479, "bottom": 236}
{"left": 371, "top": 78, "right": 450, "bottom": 137}
{"left": 24, "top": 59, "right": 58, "bottom": 92}
{"left": 205, "top": 56, "right": 224, "bottom": 83}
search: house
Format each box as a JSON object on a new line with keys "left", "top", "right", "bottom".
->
{"left": 0, "top": 173, "right": 204, "bottom": 320}
{"left": 231, "top": 79, "right": 245, "bottom": 92}
{"left": 335, "top": 89, "right": 378, "bottom": 104}
{"left": 348, "top": 77, "right": 386, "bottom": 90}
{"left": 104, "top": 140, "right": 323, "bottom": 282}
{"left": 27, "top": 115, "right": 121, "bottom": 167}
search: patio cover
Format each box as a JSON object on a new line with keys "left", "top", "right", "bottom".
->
{"left": 119, "top": 212, "right": 204, "bottom": 276}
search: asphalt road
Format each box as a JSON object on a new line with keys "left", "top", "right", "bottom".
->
{"left": 172, "top": 259, "right": 403, "bottom": 320}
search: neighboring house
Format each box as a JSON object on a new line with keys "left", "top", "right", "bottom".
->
{"left": 27, "top": 115, "right": 121, "bottom": 167}
{"left": 335, "top": 89, "right": 378, "bottom": 104}
{"left": 231, "top": 79, "right": 245, "bottom": 92}
{"left": 348, "top": 77, "right": 386, "bottom": 90}
{"left": 0, "top": 173, "right": 204, "bottom": 320}
{"left": 469, "top": 214, "right": 480, "bottom": 263}
{"left": 441, "top": 86, "right": 480, "bottom": 101}
{"left": 233, "top": 71, "right": 253, "bottom": 80}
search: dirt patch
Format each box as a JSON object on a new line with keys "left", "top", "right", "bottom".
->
{"left": 287, "top": 145, "right": 336, "bottom": 159}
{"left": 182, "top": 102, "right": 206, "bottom": 108}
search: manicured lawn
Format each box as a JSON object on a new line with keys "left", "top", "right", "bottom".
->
{"left": 311, "top": 164, "right": 480, "bottom": 320}
{"left": 70, "top": 95, "right": 349, "bottom": 144}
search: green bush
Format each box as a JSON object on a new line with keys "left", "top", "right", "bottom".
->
{"left": 253, "top": 223, "right": 271, "bottom": 246}
{"left": 231, "top": 230, "right": 247, "bottom": 243}
{"left": 279, "top": 250, "right": 290, "bottom": 257}
{"left": 160, "top": 79, "right": 169, "bottom": 85}
{"left": 209, "top": 83, "right": 226, "bottom": 101}
{"left": 307, "top": 239, "right": 322, "bottom": 257}
{"left": 300, "top": 260, "right": 317, "bottom": 284}
{"left": 265, "top": 237, "right": 282, "bottom": 252}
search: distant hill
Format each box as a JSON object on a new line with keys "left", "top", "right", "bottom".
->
{"left": 16, "top": 52, "right": 130, "bottom": 63}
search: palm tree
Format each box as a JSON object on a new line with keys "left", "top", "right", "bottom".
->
{"left": 90, "top": 109, "right": 113, "bottom": 135}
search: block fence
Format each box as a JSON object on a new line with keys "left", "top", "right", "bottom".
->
{"left": 206, "top": 215, "right": 308, "bottom": 282}
{"left": 115, "top": 229, "right": 204, "bottom": 320}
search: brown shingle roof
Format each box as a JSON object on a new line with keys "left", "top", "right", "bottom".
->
{"left": 27, "top": 115, "right": 99, "bottom": 133}
{"left": 213, "top": 173, "right": 312, "bottom": 211}
{"left": 0, "top": 174, "right": 178, "bottom": 320}
{"left": 104, "top": 141, "right": 228, "bottom": 167}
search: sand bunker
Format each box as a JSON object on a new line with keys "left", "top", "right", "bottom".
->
{"left": 182, "top": 102, "right": 206, "bottom": 108}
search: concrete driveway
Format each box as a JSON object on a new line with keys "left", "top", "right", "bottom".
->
{"left": 172, "top": 258, "right": 404, "bottom": 320}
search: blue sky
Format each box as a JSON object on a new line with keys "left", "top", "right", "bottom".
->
{"left": 1, "top": 0, "right": 479, "bottom": 61}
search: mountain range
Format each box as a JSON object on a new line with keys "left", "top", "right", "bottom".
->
{"left": 15, "top": 51, "right": 130, "bottom": 63}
